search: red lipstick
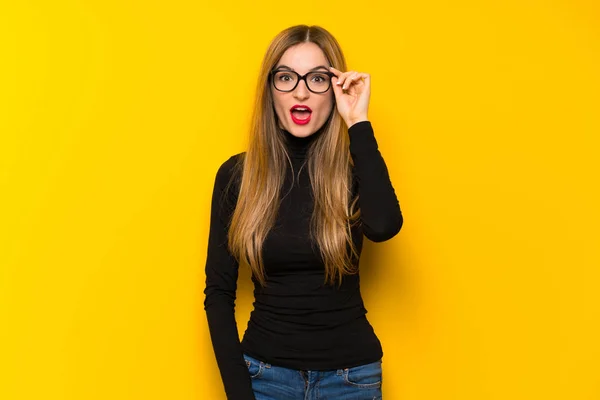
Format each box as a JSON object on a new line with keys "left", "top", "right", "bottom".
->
{"left": 290, "top": 104, "right": 312, "bottom": 125}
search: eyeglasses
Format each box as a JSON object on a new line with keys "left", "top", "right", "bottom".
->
{"left": 270, "top": 69, "right": 336, "bottom": 94}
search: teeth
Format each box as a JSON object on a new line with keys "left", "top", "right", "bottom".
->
{"left": 293, "top": 107, "right": 310, "bottom": 112}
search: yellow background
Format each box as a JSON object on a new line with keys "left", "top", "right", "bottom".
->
{"left": 1, "top": 1, "right": 599, "bottom": 399}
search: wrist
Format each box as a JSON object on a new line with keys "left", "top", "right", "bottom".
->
{"left": 347, "top": 117, "right": 369, "bottom": 128}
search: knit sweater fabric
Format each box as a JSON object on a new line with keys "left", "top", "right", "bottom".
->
{"left": 204, "top": 121, "right": 403, "bottom": 399}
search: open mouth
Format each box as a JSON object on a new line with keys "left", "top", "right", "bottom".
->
{"left": 290, "top": 105, "right": 312, "bottom": 125}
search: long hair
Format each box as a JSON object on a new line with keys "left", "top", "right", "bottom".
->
{"left": 227, "top": 25, "right": 361, "bottom": 288}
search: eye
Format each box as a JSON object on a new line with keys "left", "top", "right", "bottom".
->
{"left": 276, "top": 73, "right": 293, "bottom": 81}
{"left": 310, "top": 73, "right": 328, "bottom": 82}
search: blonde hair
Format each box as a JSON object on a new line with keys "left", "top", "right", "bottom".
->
{"left": 227, "top": 25, "right": 360, "bottom": 288}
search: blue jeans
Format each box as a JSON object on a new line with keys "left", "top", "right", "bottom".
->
{"left": 243, "top": 353, "right": 383, "bottom": 400}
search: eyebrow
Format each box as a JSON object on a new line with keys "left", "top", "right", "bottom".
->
{"left": 274, "top": 64, "right": 330, "bottom": 72}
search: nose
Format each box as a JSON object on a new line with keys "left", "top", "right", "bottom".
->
{"left": 293, "top": 78, "right": 310, "bottom": 100}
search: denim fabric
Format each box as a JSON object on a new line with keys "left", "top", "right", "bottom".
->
{"left": 243, "top": 353, "right": 383, "bottom": 400}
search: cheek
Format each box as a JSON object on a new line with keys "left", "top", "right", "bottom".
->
{"left": 272, "top": 93, "right": 287, "bottom": 116}
{"left": 318, "top": 96, "right": 334, "bottom": 116}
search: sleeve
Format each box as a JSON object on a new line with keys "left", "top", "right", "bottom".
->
{"left": 348, "top": 120, "right": 404, "bottom": 242}
{"left": 203, "top": 156, "right": 256, "bottom": 400}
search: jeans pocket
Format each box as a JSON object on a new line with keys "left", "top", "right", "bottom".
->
{"left": 243, "top": 353, "right": 264, "bottom": 379}
{"left": 343, "top": 359, "right": 382, "bottom": 388}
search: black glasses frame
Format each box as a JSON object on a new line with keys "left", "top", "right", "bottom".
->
{"left": 269, "top": 69, "right": 336, "bottom": 94}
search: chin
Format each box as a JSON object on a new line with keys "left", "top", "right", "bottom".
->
{"left": 288, "top": 128, "right": 314, "bottom": 138}
{"left": 287, "top": 121, "right": 325, "bottom": 137}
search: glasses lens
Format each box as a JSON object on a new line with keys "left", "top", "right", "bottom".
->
{"left": 306, "top": 72, "right": 332, "bottom": 93}
{"left": 272, "top": 71, "right": 332, "bottom": 93}
{"left": 273, "top": 71, "right": 298, "bottom": 91}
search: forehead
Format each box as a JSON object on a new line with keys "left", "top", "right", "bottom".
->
{"left": 276, "top": 42, "right": 329, "bottom": 73}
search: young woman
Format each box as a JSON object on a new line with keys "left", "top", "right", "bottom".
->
{"left": 204, "top": 24, "right": 403, "bottom": 400}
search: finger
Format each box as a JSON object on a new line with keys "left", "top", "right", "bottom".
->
{"left": 329, "top": 66, "right": 344, "bottom": 84}
{"left": 336, "top": 70, "right": 355, "bottom": 89}
{"left": 341, "top": 73, "right": 356, "bottom": 90}
{"left": 332, "top": 76, "right": 348, "bottom": 98}
{"left": 329, "top": 66, "right": 344, "bottom": 78}
{"left": 341, "top": 71, "right": 356, "bottom": 88}
{"left": 357, "top": 73, "right": 370, "bottom": 87}
{"left": 350, "top": 73, "right": 370, "bottom": 90}
{"left": 342, "top": 72, "right": 361, "bottom": 90}
{"left": 331, "top": 75, "right": 344, "bottom": 96}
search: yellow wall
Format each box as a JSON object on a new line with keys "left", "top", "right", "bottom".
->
{"left": 1, "top": 1, "right": 599, "bottom": 399}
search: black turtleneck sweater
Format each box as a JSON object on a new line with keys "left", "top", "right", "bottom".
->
{"left": 204, "top": 121, "right": 403, "bottom": 400}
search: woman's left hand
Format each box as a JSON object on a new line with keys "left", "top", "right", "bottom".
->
{"left": 329, "top": 67, "right": 371, "bottom": 128}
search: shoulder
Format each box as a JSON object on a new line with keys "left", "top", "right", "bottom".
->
{"left": 214, "top": 151, "right": 246, "bottom": 194}
{"left": 216, "top": 151, "right": 244, "bottom": 177}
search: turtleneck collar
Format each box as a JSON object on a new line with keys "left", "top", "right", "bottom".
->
{"left": 281, "top": 127, "right": 324, "bottom": 159}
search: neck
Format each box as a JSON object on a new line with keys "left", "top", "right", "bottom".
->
{"left": 281, "top": 127, "right": 324, "bottom": 159}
